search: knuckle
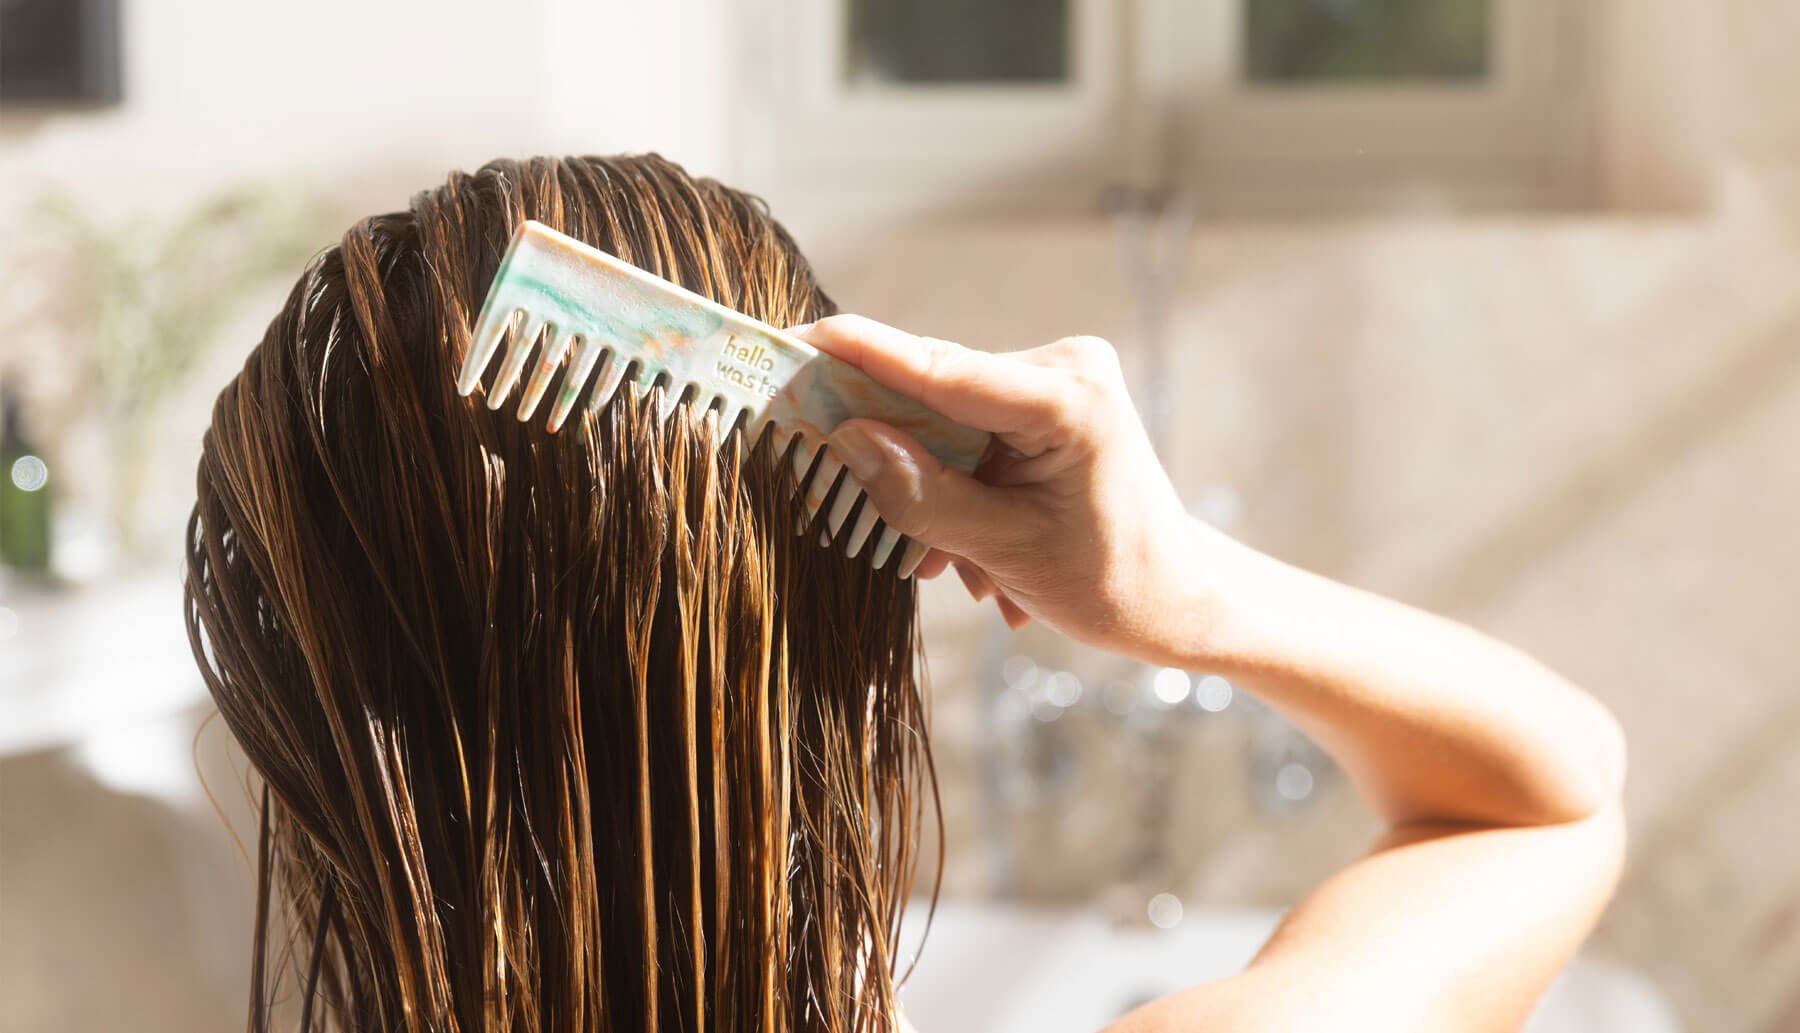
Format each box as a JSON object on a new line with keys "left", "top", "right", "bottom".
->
{"left": 916, "top": 334, "right": 964, "bottom": 384}
{"left": 1073, "top": 335, "right": 1119, "bottom": 367}
{"left": 889, "top": 494, "right": 934, "bottom": 541}
{"left": 1023, "top": 383, "right": 1073, "bottom": 426}
{"left": 1042, "top": 337, "right": 1084, "bottom": 367}
{"left": 1050, "top": 334, "right": 1118, "bottom": 371}
{"left": 1063, "top": 341, "right": 1127, "bottom": 409}
{"left": 879, "top": 460, "right": 935, "bottom": 540}
{"left": 813, "top": 313, "right": 870, "bottom": 340}
{"left": 917, "top": 333, "right": 959, "bottom": 364}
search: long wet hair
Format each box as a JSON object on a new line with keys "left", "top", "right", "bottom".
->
{"left": 183, "top": 155, "right": 937, "bottom": 1033}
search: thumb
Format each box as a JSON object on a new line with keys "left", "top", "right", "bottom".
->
{"left": 826, "top": 418, "right": 1016, "bottom": 559}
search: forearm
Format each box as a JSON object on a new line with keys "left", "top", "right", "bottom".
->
{"left": 802, "top": 316, "right": 1626, "bottom": 1031}
{"left": 1163, "top": 518, "right": 1626, "bottom": 828}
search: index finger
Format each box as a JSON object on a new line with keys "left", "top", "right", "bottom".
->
{"left": 791, "top": 314, "right": 1067, "bottom": 437}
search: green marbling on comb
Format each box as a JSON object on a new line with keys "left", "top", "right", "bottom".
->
{"left": 460, "top": 220, "right": 992, "bottom": 571}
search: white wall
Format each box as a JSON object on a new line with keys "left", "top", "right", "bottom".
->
{"left": 0, "top": 0, "right": 731, "bottom": 219}
{"left": 1591, "top": 0, "right": 1727, "bottom": 209}
{"left": 542, "top": 0, "right": 731, "bottom": 177}
{"left": 0, "top": 0, "right": 737, "bottom": 544}
{"left": 0, "top": 8, "right": 737, "bottom": 1026}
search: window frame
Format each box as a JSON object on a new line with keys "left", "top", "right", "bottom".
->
{"left": 731, "top": 0, "right": 1596, "bottom": 219}
{"left": 1156, "top": 0, "right": 1596, "bottom": 212}
{"left": 730, "top": 0, "right": 1132, "bottom": 219}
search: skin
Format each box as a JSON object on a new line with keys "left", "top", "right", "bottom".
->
{"left": 792, "top": 315, "right": 1628, "bottom": 1033}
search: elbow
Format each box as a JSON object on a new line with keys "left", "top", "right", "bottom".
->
{"left": 1596, "top": 702, "right": 1629, "bottom": 804}
{"left": 1552, "top": 696, "right": 1628, "bottom": 824}
{"left": 1512, "top": 694, "right": 1628, "bottom": 828}
{"left": 1582, "top": 695, "right": 1629, "bottom": 814}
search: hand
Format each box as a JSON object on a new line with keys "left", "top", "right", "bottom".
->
{"left": 792, "top": 315, "right": 1208, "bottom": 665}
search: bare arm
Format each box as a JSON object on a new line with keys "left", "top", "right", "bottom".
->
{"left": 1130, "top": 531, "right": 1627, "bottom": 1032}
{"left": 1180, "top": 523, "right": 1625, "bottom": 828}
{"left": 796, "top": 315, "right": 1627, "bottom": 1033}
{"left": 1108, "top": 811, "right": 1624, "bottom": 1033}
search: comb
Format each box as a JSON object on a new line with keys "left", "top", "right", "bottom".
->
{"left": 457, "top": 220, "right": 991, "bottom": 577}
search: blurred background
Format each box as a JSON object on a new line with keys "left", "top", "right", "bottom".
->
{"left": 2, "top": 1, "right": 1796, "bottom": 1031}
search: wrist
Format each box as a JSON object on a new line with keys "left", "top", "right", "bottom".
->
{"left": 1147, "top": 515, "right": 1280, "bottom": 675}
{"left": 1118, "top": 513, "right": 1230, "bottom": 671}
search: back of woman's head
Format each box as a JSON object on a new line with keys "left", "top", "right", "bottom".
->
{"left": 184, "top": 154, "right": 936, "bottom": 1033}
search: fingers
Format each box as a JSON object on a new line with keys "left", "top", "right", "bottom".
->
{"left": 997, "top": 596, "right": 1032, "bottom": 630}
{"left": 949, "top": 558, "right": 1032, "bottom": 628}
{"left": 793, "top": 315, "right": 1071, "bottom": 439}
{"left": 954, "top": 559, "right": 996, "bottom": 601}
{"left": 912, "top": 548, "right": 954, "bottom": 580}
{"left": 1024, "top": 334, "right": 1123, "bottom": 378}
{"left": 827, "top": 416, "right": 1021, "bottom": 559}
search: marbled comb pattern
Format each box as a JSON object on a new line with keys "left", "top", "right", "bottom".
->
{"left": 457, "top": 220, "right": 992, "bottom": 577}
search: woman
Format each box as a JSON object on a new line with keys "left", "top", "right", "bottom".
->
{"left": 185, "top": 154, "right": 1624, "bottom": 1033}
{"left": 807, "top": 314, "right": 1627, "bottom": 1033}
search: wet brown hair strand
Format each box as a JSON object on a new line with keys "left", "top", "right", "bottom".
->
{"left": 184, "top": 154, "right": 939, "bottom": 1033}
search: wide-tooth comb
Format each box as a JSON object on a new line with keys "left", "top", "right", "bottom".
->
{"left": 457, "top": 220, "right": 992, "bottom": 577}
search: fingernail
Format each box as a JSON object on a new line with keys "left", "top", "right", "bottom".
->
{"left": 829, "top": 424, "right": 884, "bottom": 481}
{"left": 784, "top": 321, "right": 815, "bottom": 338}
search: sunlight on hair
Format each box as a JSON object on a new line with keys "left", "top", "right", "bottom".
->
{"left": 182, "top": 154, "right": 937, "bottom": 1033}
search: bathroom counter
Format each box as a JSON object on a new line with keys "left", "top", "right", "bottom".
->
{"left": 0, "top": 572, "right": 201, "bottom": 758}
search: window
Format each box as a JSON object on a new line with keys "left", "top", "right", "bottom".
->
{"left": 0, "top": 0, "right": 123, "bottom": 105}
{"left": 1245, "top": 0, "right": 1492, "bottom": 84}
{"left": 733, "top": 0, "right": 1592, "bottom": 218}
{"left": 846, "top": 0, "right": 1071, "bottom": 85}
{"left": 1167, "top": 0, "right": 1593, "bottom": 211}
{"left": 730, "top": 0, "right": 1126, "bottom": 224}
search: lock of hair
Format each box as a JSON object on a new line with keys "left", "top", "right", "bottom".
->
{"left": 457, "top": 221, "right": 990, "bottom": 577}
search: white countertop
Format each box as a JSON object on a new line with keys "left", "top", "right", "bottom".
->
{"left": 0, "top": 572, "right": 205, "bottom": 757}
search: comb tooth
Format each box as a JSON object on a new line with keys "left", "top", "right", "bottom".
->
{"left": 548, "top": 338, "right": 607, "bottom": 431}
{"left": 776, "top": 430, "right": 807, "bottom": 495}
{"left": 704, "top": 397, "right": 733, "bottom": 444}
{"left": 587, "top": 350, "right": 627, "bottom": 412}
{"left": 517, "top": 327, "right": 575, "bottom": 422}
{"left": 895, "top": 540, "right": 930, "bottom": 579}
{"left": 769, "top": 426, "right": 796, "bottom": 463}
{"left": 823, "top": 476, "right": 862, "bottom": 539}
{"left": 488, "top": 315, "right": 548, "bottom": 409}
{"left": 735, "top": 419, "right": 761, "bottom": 463}
{"left": 800, "top": 455, "right": 845, "bottom": 537}
{"left": 725, "top": 411, "right": 757, "bottom": 460}
{"left": 869, "top": 526, "right": 903, "bottom": 570}
{"left": 459, "top": 305, "right": 518, "bottom": 396}
{"left": 843, "top": 507, "right": 881, "bottom": 558}
{"left": 655, "top": 379, "right": 679, "bottom": 422}
{"left": 755, "top": 422, "right": 779, "bottom": 466}
{"left": 721, "top": 406, "right": 750, "bottom": 454}
{"left": 788, "top": 437, "right": 817, "bottom": 520}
